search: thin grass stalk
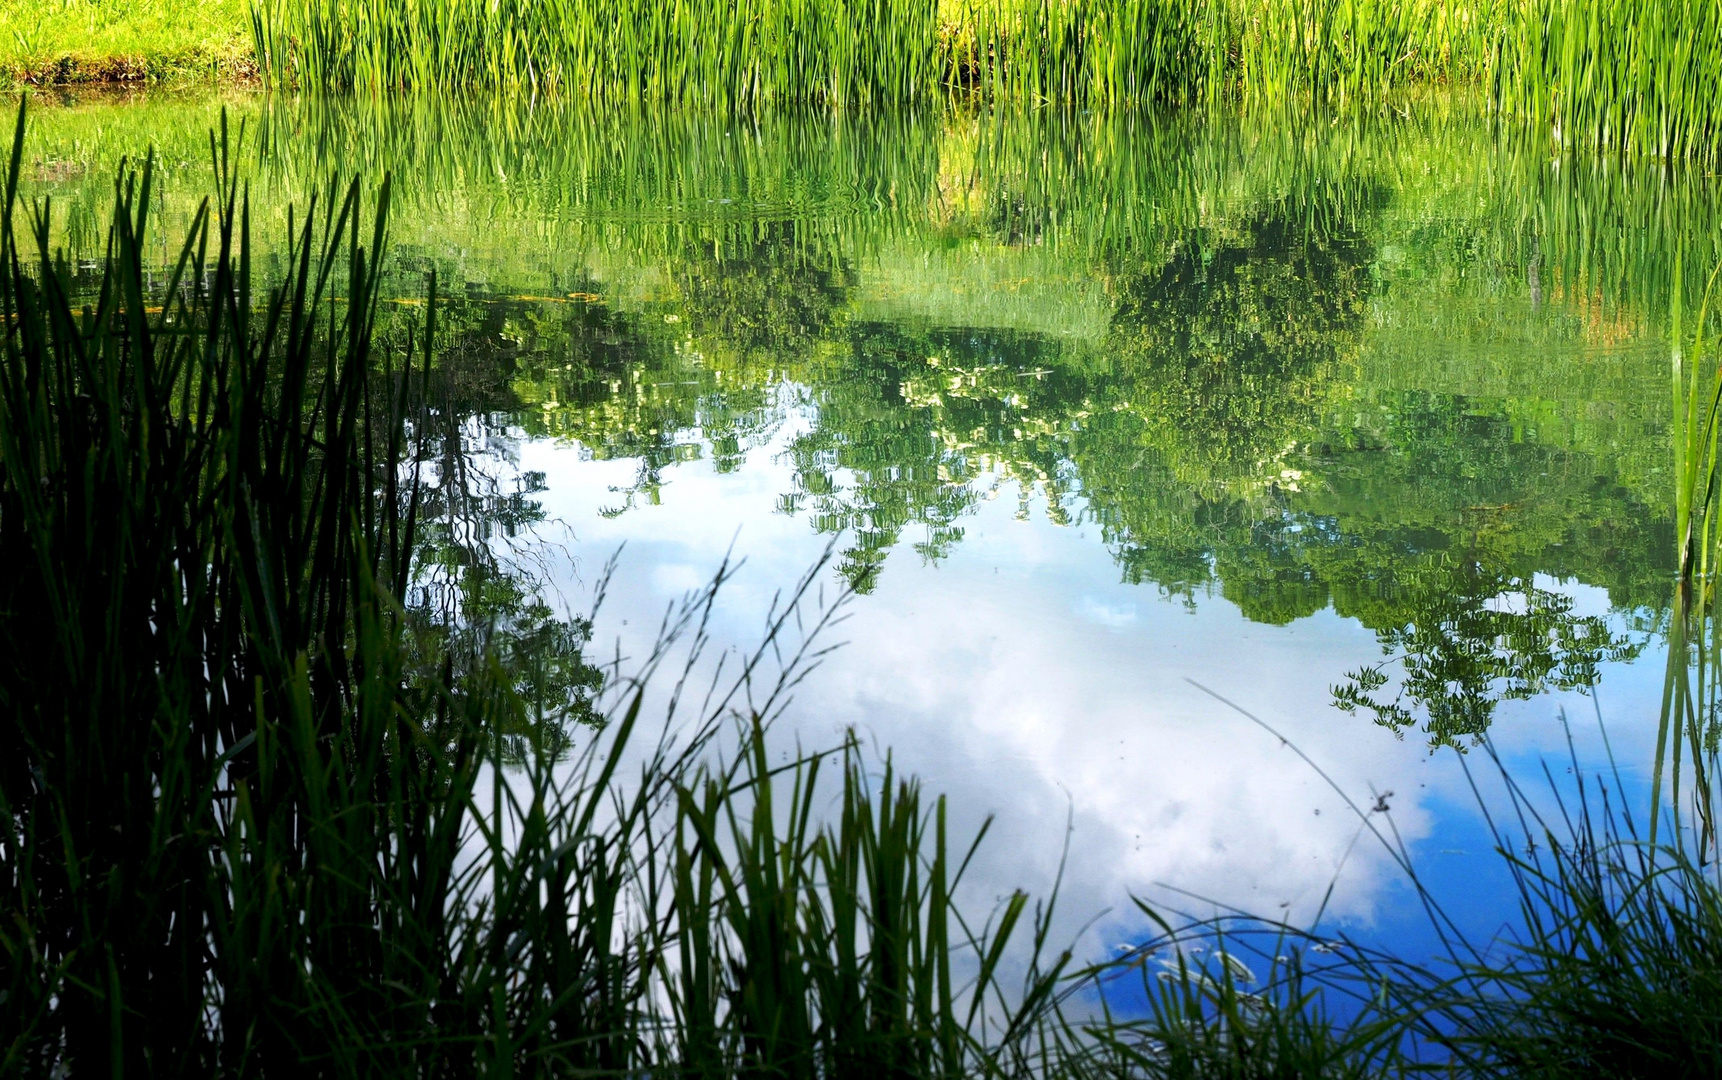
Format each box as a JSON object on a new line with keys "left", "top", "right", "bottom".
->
{"left": 1657, "top": 255, "right": 1722, "bottom": 860}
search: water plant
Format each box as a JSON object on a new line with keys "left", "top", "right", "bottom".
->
{"left": 1657, "top": 250, "right": 1722, "bottom": 861}
{"left": 249, "top": 0, "right": 1499, "bottom": 107}
{"left": 244, "top": 0, "right": 1722, "bottom": 168}
{"left": 1496, "top": 0, "right": 1722, "bottom": 166}
{"left": 11, "top": 80, "right": 1722, "bottom": 1075}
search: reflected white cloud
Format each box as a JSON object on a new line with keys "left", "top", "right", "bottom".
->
{"left": 519, "top": 426, "right": 1664, "bottom": 962}
{"left": 1077, "top": 596, "right": 1139, "bottom": 628}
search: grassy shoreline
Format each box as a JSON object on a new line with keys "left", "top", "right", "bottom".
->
{"left": 12, "top": 0, "right": 1722, "bottom": 169}
{"left": 0, "top": 0, "right": 253, "bottom": 86}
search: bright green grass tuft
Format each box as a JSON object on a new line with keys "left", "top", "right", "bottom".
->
{"left": 9, "top": 0, "right": 1722, "bottom": 170}
{"left": 0, "top": 0, "right": 252, "bottom": 86}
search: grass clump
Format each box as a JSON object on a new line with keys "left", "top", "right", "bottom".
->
{"left": 245, "top": 0, "right": 1722, "bottom": 165}
{"left": 251, "top": 0, "right": 1503, "bottom": 107}
{"left": 1068, "top": 755, "right": 1722, "bottom": 1079}
{"left": 1450, "top": 811, "right": 1722, "bottom": 1075}
{"left": 11, "top": 0, "right": 1722, "bottom": 169}
{"left": 0, "top": 0, "right": 253, "bottom": 86}
{"left": 253, "top": 0, "right": 943, "bottom": 106}
{"left": 1497, "top": 0, "right": 1722, "bottom": 166}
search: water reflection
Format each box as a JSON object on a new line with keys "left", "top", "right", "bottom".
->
{"left": 16, "top": 95, "right": 1692, "bottom": 910}
{"left": 20, "top": 91, "right": 1683, "bottom": 741}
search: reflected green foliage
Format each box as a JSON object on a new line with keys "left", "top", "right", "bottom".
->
{"left": 1098, "top": 208, "right": 1375, "bottom": 485}
{"left": 670, "top": 224, "right": 855, "bottom": 360}
{"left": 787, "top": 322, "right": 1083, "bottom": 590}
{"left": 20, "top": 92, "right": 1695, "bottom": 738}
{"left": 1333, "top": 571, "right": 1641, "bottom": 749}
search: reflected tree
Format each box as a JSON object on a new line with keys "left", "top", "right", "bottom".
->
{"left": 1332, "top": 566, "right": 1642, "bottom": 749}
{"left": 1072, "top": 208, "right": 1372, "bottom": 603}
{"left": 385, "top": 286, "right": 611, "bottom": 753}
{"left": 375, "top": 186, "right": 1671, "bottom": 749}
{"left": 1096, "top": 210, "right": 1372, "bottom": 484}
{"left": 786, "top": 321, "right": 1081, "bottom": 591}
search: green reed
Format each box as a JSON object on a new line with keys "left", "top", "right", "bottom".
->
{"left": 1656, "top": 255, "right": 1722, "bottom": 860}
{"left": 249, "top": 0, "right": 1507, "bottom": 107}
{"left": 248, "top": 0, "right": 1722, "bottom": 165}
{"left": 14, "top": 88, "right": 1722, "bottom": 1074}
{"left": 0, "top": 93, "right": 467, "bottom": 1071}
{"left": 253, "top": 0, "right": 942, "bottom": 105}
{"left": 1496, "top": 0, "right": 1722, "bottom": 166}
{"left": 1076, "top": 733, "right": 1722, "bottom": 1078}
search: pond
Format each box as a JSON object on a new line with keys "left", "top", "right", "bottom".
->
{"left": 19, "top": 89, "right": 1698, "bottom": 977}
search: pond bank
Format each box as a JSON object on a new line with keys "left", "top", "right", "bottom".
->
{"left": 0, "top": 0, "right": 253, "bottom": 87}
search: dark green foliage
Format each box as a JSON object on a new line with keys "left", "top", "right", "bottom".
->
{"left": 0, "top": 100, "right": 1065, "bottom": 1075}
{"left": 672, "top": 726, "right": 1069, "bottom": 1079}
{"left": 1078, "top": 933, "right": 1412, "bottom": 1079}
{"left": 0, "top": 100, "right": 427, "bottom": 1071}
{"left": 0, "top": 97, "right": 544, "bottom": 1072}
{"left": 1100, "top": 209, "right": 1375, "bottom": 485}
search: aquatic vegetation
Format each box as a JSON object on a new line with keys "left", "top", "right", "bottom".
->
{"left": 1496, "top": 0, "right": 1722, "bottom": 166}
{"left": 250, "top": 0, "right": 1487, "bottom": 105}
{"left": 1074, "top": 729, "right": 1722, "bottom": 1079}
{"left": 8, "top": 85, "right": 1722, "bottom": 1077}
{"left": 1658, "top": 259, "right": 1722, "bottom": 855}
{"left": 247, "top": 0, "right": 1502, "bottom": 106}
{"left": 252, "top": 0, "right": 944, "bottom": 105}
{"left": 19, "top": 94, "right": 1664, "bottom": 734}
{"left": 243, "top": 0, "right": 1722, "bottom": 165}
{"left": 10, "top": 0, "right": 1722, "bottom": 170}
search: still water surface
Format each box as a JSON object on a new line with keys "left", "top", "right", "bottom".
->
{"left": 21, "top": 92, "right": 1701, "bottom": 968}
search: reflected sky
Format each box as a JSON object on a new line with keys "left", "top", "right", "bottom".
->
{"left": 19, "top": 90, "right": 1697, "bottom": 971}
{"left": 520, "top": 416, "right": 1665, "bottom": 966}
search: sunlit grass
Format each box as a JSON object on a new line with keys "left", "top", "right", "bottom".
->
{"left": 1498, "top": 0, "right": 1722, "bottom": 166}
{"left": 9, "top": 0, "right": 1722, "bottom": 168}
{"left": 239, "top": 0, "right": 1722, "bottom": 165}
{"left": 0, "top": 0, "right": 252, "bottom": 85}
